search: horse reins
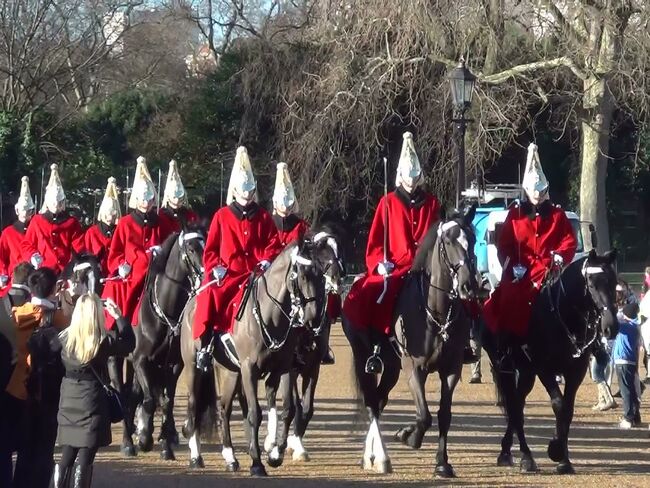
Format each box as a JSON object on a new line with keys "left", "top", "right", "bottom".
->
{"left": 543, "top": 260, "right": 607, "bottom": 358}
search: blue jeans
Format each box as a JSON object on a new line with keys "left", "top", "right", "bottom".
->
{"left": 616, "top": 364, "right": 640, "bottom": 422}
{"left": 591, "top": 349, "right": 610, "bottom": 383}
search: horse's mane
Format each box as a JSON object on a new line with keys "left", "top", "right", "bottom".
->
{"left": 150, "top": 232, "right": 179, "bottom": 276}
{"left": 411, "top": 224, "right": 438, "bottom": 273}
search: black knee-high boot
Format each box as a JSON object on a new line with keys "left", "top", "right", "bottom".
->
{"left": 72, "top": 463, "right": 93, "bottom": 488}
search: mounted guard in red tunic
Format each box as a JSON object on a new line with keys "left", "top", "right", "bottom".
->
{"left": 21, "top": 164, "right": 85, "bottom": 274}
{"left": 0, "top": 176, "right": 35, "bottom": 295}
{"left": 84, "top": 177, "right": 121, "bottom": 277}
{"left": 158, "top": 159, "right": 199, "bottom": 241}
{"left": 483, "top": 143, "right": 577, "bottom": 366}
{"left": 102, "top": 156, "right": 163, "bottom": 329}
{"left": 192, "top": 147, "right": 282, "bottom": 358}
{"left": 343, "top": 132, "right": 441, "bottom": 367}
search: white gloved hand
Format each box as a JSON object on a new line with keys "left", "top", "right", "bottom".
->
{"left": 553, "top": 253, "right": 564, "bottom": 266}
{"left": 148, "top": 245, "right": 162, "bottom": 256}
{"left": 212, "top": 266, "right": 227, "bottom": 282}
{"left": 118, "top": 263, "right": 132, "bottom": 278}
{"left": 258, "top": 260, "right": 271, "bottom": 271}
{"left": 0, "top": 275, "right": 8, "bottom": 288}
{"left": 31, "top": 253, "right": 43, "bottom": 269}
{"left": 377, "top": 261, "right": 395, "bottom": 277}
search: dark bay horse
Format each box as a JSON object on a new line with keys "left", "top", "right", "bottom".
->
{"left": 180, "top": 232, "right": 343, "bottom": 476}
{"left": 264, "top": 233, "right": 345, "bottom": 462}
{"left": 128, "top": 228, "right": 205, "bottom": 460}
{"left": 483, "top": 249, "right": 619, "bottom": 475}
{"left": 393, "top": 205, "right": 479, "bottom": 478}
{"left": 341, "top": 206, "right": 478, "bottom": 475}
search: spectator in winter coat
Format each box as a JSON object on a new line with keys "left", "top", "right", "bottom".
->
{"left": 0, "top": 267, "right": 68, "bottom": 488}
{"left": 54, "top": 294, "right": 135, "bottom": 487}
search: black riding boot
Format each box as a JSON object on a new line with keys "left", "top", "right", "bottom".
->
{"left": 72, "top": 463, "right": 93, "bottom": 488}
{"left": 495, "top": 333, "right": 514, "bottom": 373}
{"left": 364, "top": 329, "right": 383, "bottom": 374}
{"left": 319, "top": 321, "right": 335, "bottom": 365}
{"left": 54, "top": 464, "right": 73, "bottom": 488}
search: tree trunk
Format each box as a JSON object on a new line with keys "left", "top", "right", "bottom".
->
{"left": 579, "top": 75, "right": 612, "bottom": 253}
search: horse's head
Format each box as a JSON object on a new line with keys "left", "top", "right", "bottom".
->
{"left": 289, "top": 232, "right": 345, "bottom": 325}
{"left": 436, "top": 203, "right": 479, "bottom": 300}
{"left": 176, "top": 226, "right": 206, "bottom": 292}
{"left": 582, "top": 248, "right": 619, "bottom": 340}
{"left": 62, "top": 251, "right": 104, "bottom": 296}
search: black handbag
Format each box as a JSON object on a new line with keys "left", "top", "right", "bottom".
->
{"left": 89, "top": 364, "right": 124, "bottom": 424}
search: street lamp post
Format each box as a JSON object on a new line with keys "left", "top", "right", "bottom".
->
{"left": 448, "top": 58, "right": 476, "bottom": 207}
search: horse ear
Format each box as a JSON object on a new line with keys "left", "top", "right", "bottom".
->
{"left": 588, "top": 248, "right": 597, "bottom": 260}
{"left": 463, "top": 201, "right": 477, "bottom": 225}
{"left": 604, "top": 248, "right": 618, "bottom": 264}
{"left": 439, "top": 206, "right": 448, "bottom": 222}
{"left": 71, "top": 249, "right": 79, "bottom": 261}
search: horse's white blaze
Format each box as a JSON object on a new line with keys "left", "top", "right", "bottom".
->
{"left": 584, "top": 266, "right": 605, "bottom": 275}
{"left": 72, "top": 262, "right": 92, "bottom": 272}
{"left": 265, "top": 408, "right": 278, "bottom": 452}
{"left": 189, "top": 433, "right": 201, "bottom": 459}
{"left": 369, "top": 419, "right": 387, "bottom": 462}
{"left": 221, "top": 447, "right": 236, "bottom": 464}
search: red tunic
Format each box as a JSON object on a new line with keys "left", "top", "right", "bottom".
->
{"left": 483, "top": 201, "right": 577, "bottom": 338}
{"left": 273, "top": 214, "right": 309, "bottom": 247}
{"left": 193, "top": 203, "right": 282, "bottom": 339}
{"left": 84, "top": 223, "right": 115, "bottom": 276}
{"left": 0, "top": 222, "right": 29, "bottom": 294}
{"left": 343, "top": 189, "right": 440, "bottom": 335}
{"left": 102, "top": 211, "right": 163, "bottom": 328}
{"left": 21, "top": 212, "right": 85, "bottom": 274}
{"left": 158, "top": 207, "right": 200, "bottom": 242}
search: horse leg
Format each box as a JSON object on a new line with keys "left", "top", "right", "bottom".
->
{"left": 289, "top": 363, "right": 319, "bottom": 461}
{"left": 109, "top": 356, "right": 136, "bottom": 456}
{"left": 433, "top": 370, "right": 459, "bottom": 478}
{"left": 266, "top": 371, "right": 294, "bottom": 468}
{"left": 263, "top": 373, "right": 279, "bottom": 455}
{"left": 133, "top": 357, "right": 156, "bottom": 452}
{"left": 396, "top": 362, "right": 431, "bottom": 449}
{"left": 515, "top": 368, "right": 538, "bottom": 473}
{"left": 158, "top": 363, "right": 179, "bottom": 461}
{"left": 241, "top": 363, "right": 266, "bottom": 477}
{"left": 219, "top": 370, "right": 241, "bottom": 472}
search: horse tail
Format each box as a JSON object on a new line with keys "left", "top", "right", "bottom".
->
{"left": 192, "top": 363, "right": 219, "bottom": 442}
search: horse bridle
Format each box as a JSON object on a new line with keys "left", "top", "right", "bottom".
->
{"left": 150, "top": 231, "right": 205, "bottom": 337}
{"left": 417, "top": 220, "right": 475, "bottom": 343}
{"left": 544, "top": 260, "right": 611, "bottom": 358}
{"left": 252, "top": 238, "right": 340, "bottom": 351}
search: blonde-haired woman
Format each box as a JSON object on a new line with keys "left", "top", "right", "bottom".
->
{"left": 54, "top": 294, "right": 134, "bottom": 488}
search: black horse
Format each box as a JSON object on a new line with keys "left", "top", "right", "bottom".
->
{"left": 180, "top": 232, "right": 343, "bottom": 476}
{"left": 341, "top": 206, "right": 479, "bottom": 475}
{"left": 483, "top": 249, "right": 619, "bottom": 474}
{"left": 126, "top": 227, "right": 205, "bottom": 460}
{"left": 264, "top": 232, "right": 344, "bottom": 463}
{"left": 393, "top": 205, "right": 479, "bottom": 478}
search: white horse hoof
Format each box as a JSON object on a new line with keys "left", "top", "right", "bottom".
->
{"left": 292, "top": 450, "right": 310, "bottom": 462}
{"left": 361, "top": 456, "right": 374, "bottom": 471}
{"left": 373, "top": 458, "right": 393, "bottom": 474}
